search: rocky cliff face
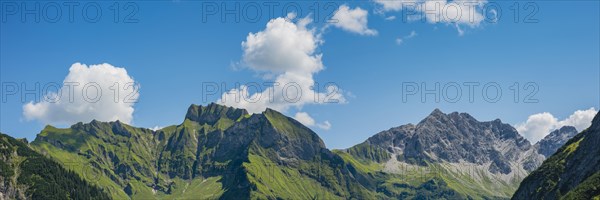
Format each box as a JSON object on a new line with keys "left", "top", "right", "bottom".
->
{"left": 354, "top": 109, "right": 534, "bottom": 173}
{"left": 513, "top": 112, "right": 600, "bottom": 200}
{"left": 533, "top": 126, "right": 579, "bottom": 158}
{"left": 346, "top": 109, "right": 549, "bottom": 199}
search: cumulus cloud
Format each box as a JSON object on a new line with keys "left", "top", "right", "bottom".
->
{"left": 557, "top": 108, "right": 598, "bottom": 132}
{"left": 241, "top": 13, "right": 323, "bottom": 75}
{"left": 515, "top": 108, "right": 598, "bottom": 143}
{"left": 515, "top": 113, "right": 557, "bottom": 143}
{"left": 330, "top": 5, "right": 378, "bottom": 36}
{"left": 374, "top": 0, "right": 488, "bottom": 35}
{"left": 23, "top": 63, "right": 139, "bottom": 125}
{"left": 294, "top": 112, "right": 332, "bottom": 130}
{"left": 219, "top": 14, "right": 346, "bottom": 114}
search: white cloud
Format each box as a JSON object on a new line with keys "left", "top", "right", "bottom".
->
{"left": 385, "top": 15, "right": 397, "bottom": 21}
{"left": 515, "top": 108, "right": 597, "bottom": 143}
{"left": 23, "top": 63, "right": 139, "bottom": 125}
{"left": 241, "top": 14, "right": 323, "bottom": 74}
{"left": 374, "top": 0, "right": 487, "bottom": 35}
{"left": 422, "top": 0, "right": 485, "bottom": 27}
{"left": 294, "top": 112, "right": 316, "bottom": 126}
{"left": 330, "top": 5, "right": 378, "bottom": 36}
{"left": 557, "top": 108, "right": 598, "bottom": 132}
{"left": 150, "top": 126, "right": 164, "bottom": 131}
{"left": 515, "top": 113, "right": 557, "bottom": 143}
{"left": 294, "top": 112, "right": 332, "bottom": 130}
{"left": 374, "top": 0, "right": 412, "bottom": 11}
{"left": 219, "top": 14, "right": 346, "bottom": 114}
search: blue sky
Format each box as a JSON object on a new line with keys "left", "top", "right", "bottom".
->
{"left": 1, "top": 1, "right": 599, "bottom": 149}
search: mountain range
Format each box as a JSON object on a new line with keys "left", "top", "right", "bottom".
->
{"left": 0, "top": 103, "right": 596, "bottom": 199}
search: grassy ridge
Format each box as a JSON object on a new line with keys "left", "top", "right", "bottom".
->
{"left": 28, "top": 104, "right": 377, "bottom": 199}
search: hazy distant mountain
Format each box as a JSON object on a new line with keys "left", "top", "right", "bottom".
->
{"left": 0, "top": 132, "right": 110, "bottom": 200}
{"left": 513, "top": 112, "right": 600, "bottom": 199}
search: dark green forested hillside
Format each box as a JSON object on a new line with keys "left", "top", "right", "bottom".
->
{"left": 0, "top": 132, "right": 110, "bottom": 200}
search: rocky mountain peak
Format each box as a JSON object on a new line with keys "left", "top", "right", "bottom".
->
{"left": 420, "top": 108, "right": 448, "bottom": 123}
{"left": 419, "top": 109, "right": 480, "bottom": 129}
{"left": 535, "top": 126, "right": 578, "bottom": 158}
{"left": 355, "top": 109, "right": 534, "bottom": 174}
{"left": 559, "top": 125, "right": 577, "bottom": 133}
{"left": 430, "top": 108, "right": 445, "bottom": 116}
{"left": 185, "top": 103, "right": 248, "bottom": 125}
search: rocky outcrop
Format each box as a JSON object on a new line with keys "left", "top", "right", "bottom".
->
{"left": 534, "top": 126, "right": 578, "bottom": 158}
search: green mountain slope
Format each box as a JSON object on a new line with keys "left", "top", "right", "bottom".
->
{"left": 0, "top": 132, "right": 110, "bottom": 200}
{"left": 30, "top": 103, "right": 375, "bottom": 199}
{"left": 26, "top": 104, "right": 578, "bottom": 199}
{"left": 512, "top": 112, "right": 600, "bottom": 200}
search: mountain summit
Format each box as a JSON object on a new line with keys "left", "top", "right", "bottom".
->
{"left": 533, "top": 126, "right": 579, "bottom": 158}
{"left": 185, "top": 103, "right": 249, "bottom": 125}
{"left": 346, "top": 109, "right": 542, "bottom": 198}
{"left": 355, "top": 109, "right": 532, "bottom": 171}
